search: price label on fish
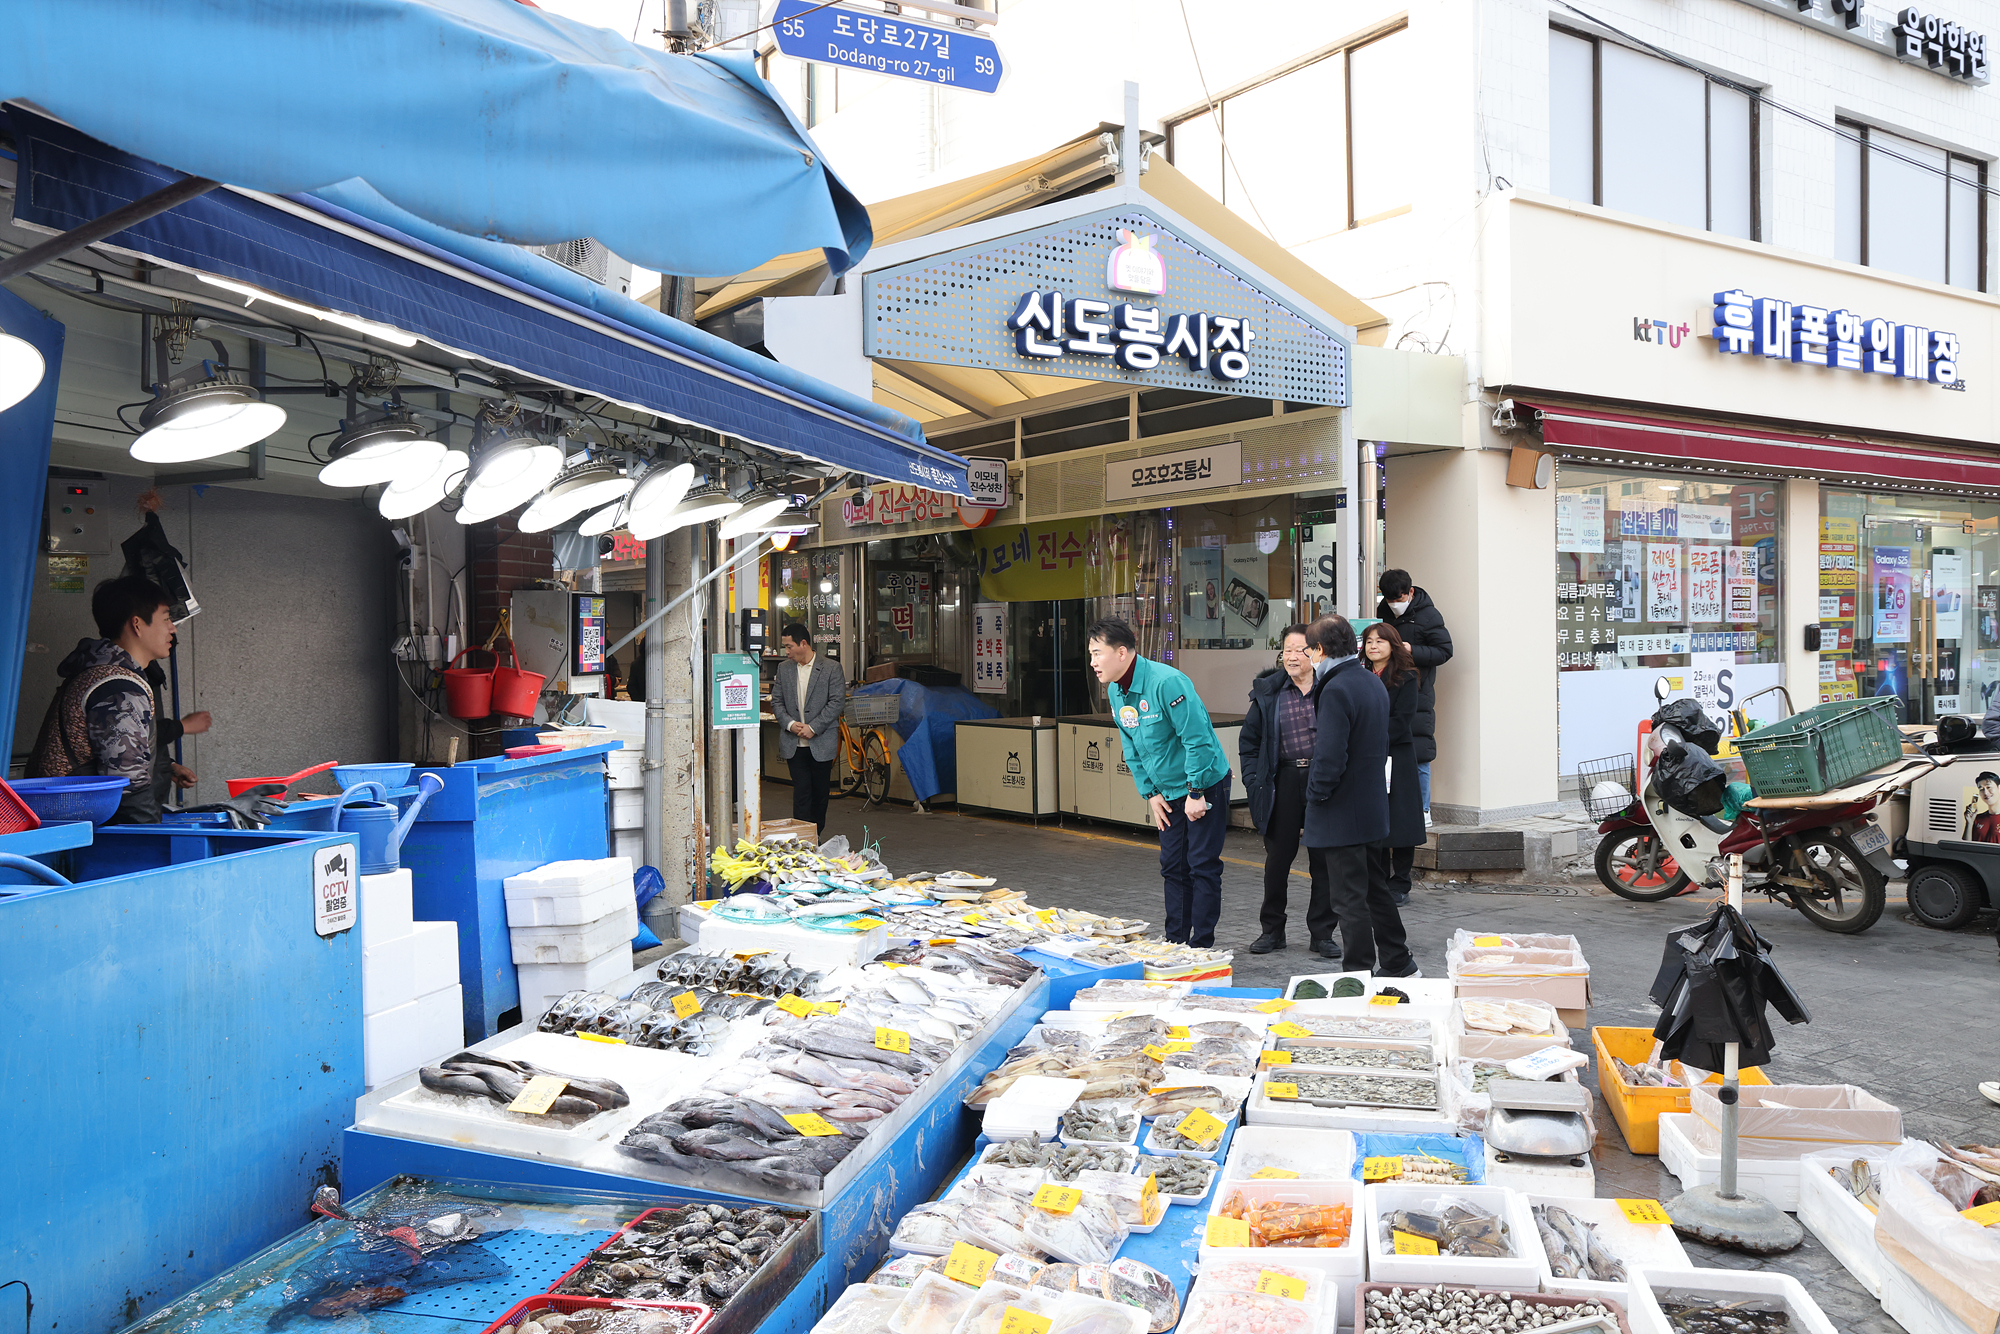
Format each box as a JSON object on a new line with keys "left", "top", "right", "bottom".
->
{"left": 1140, "top": 1173, "right": 1159, "bottom": 1212}
{"left": 1254, "top": 999, "right": 1294, "bottom": 1014}
{"left": 507, "top": 1075, "right": 569, "bottom": 1115}
{"left": 1250, "top": 1167, "right": 1301, "bottom": 1179}
{"left": 1162, "top": 1040, "right": 1194, "bottom": 1053}
{"left": 1368, "top": 993, "right": 1403, "bottom": 1006}
{"left": 1166, "top": 1025, "right": 1190, "bottom": 1039}
{"left": 810, "top": 1001, "right": 842, "bottom": 1015}
{"left": 1962, "top": 1201, "right": 2000, "bottom": 1226}
{"left": 1473, "top": 935, "right": 1505, "bottom": 946}
{"left": 1269, "top": 1021, "right": 1310, "bottom": 1039}
{"left": 943, "top": 1241, "right": 998, "bottom": 1284}
{"left": 928, "top": 938, "right": 956, "bottom": 946}
{"left": 1264, "top": 1082, "right": 1298, "bottom": 1100}
{"left": 1254, "top": 1270, "right": 1307, "bottom": 1301}
{"left": 1205, "top": 1215, "right": 1252, "bottom": 1248}
{"left": 776, "top": 994, "right": 812, "bottom": 1017}
{"left": 874, "top": 1027, "right": 912, "bottom": 1054}
{"left": 1616, "top": 1198, "right": 1674, "bottom": 1226}
{"left": 1362, "top": 1156, "right": 1404, "bottom": 1181}
{"left": 574, "top": 1032, "right": 626, "bottom": 1045}
{"left": 1032, "top": 1184, "right": 1082, "bottom": 1214}
{"left": 1392, "top": 1230, "right": 1440, "bottom": 1256}
{"left": 998, "top": 1309, "right": 1052, "bottom": 1334}
{"left": 671, "top": 991, "right": 703, "bottom": 1019}
{"left": 1177, "top": 1109, "right": 1225, "bottom": 1146}
{"left": 961, "top": 913, "right": 985, "bottom": 924}
{"left": 1142, "top": 1044, "right": 1168, "bottom": 1062}
{"left": 784, "top": 1113, "right": 842, "bottom": 1136}
{"left": 1259, "top": 1050, "right": 1292, "bottom": 1065}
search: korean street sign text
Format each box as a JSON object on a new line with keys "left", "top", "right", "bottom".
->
{"left": 1711, "top": 289, "right": 1962, "bottom": 387}
{"left": 773, "top": 0, "right": 1004, "bottom": 94}
{"left": 1010, "top": 293, "right": 1256, "bottom": 382}
{"left": 844, "top": 484, "right": 959, "bottom": 528}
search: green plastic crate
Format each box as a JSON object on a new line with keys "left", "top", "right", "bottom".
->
{"left": 1734, "top": 697, "right": 1905, "bottom": 797}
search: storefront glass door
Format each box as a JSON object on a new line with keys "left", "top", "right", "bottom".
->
{"left": 1020, "top": 599, "right": 1093, "bottom": 718}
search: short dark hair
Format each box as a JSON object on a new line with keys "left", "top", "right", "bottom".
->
{"left": 93, "top": 574, "right": 170, "bottom": 641}
{"left": 1086, "top": 618, "right": 1137, "bottom": 651}
{"left": 1307, "top": 615, "right": 1356, "bottom": 658}
{"left": 1979, "top": 771, "right": 2000, "bottom": 786}
{"left": 1379, "top": 568, "right": 1413, "bottom": 600}
{"left": 780, "top": 622, "right": 811, "bottom": 645}
{"left": 1279, "top": 622, "right": 1309, "bottom": 644}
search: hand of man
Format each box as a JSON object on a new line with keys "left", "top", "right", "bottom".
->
{"left": 181, "top": 711, "right": 213, "bottom": 735}
{"left": 1148, "top": 794, "right": 1172, "bottom": 830}
{"left": 170, "top": 762, "right": 197, "bottom": 789}
{"left": 799, "top": 725, "right": 815, "bottom": 740}
{"left": 1185, "top": 793, "right": 1209, "bottom": 822}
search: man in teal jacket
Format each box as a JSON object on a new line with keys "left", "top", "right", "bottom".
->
{"left": 1089, "top": 617, "right": 1235, "bottom": 947}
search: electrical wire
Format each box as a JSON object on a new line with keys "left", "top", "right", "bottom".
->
{"left": 1175, "top": 0, "right": 1279, "bottom": 240}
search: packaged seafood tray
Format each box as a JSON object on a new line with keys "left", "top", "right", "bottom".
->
{"left": 1217, "top": 1125, "right": 1356, "bottom": 1187}
{"left": 1269, "top": 1038, "right": 1436, "bottom": 1074}
{"left": 547, "top": 1201, "right": 818, "bottom": 1334}
{"left": 1351, "top": 1283, "right": 1635, "bottom": 1334}
{"left": 1142, "top": 1114, "right": 1227, "bottom": 1160}
{"left": 1130, "top": 1152, "right": 1219, "bottom": 1204}
{"left": 1246, "top": 1069, "right": 1455, "bottom": 1136}
{"left": 1451, "top": 999, "right": 1570, "bottom": 1063}
{"left": 1186, "top": 1261, "right": 1341, "bottom": 1331}
{"left": 1794, "top": 1143, "right": 1896, "bottom": 1298}
{"left": 1627, "top": 1266, "right": 1838, "bottom": 1334}
{"left": 1656, "top": 1112, "right": 1801, "bottom": 1211}
{"left": 1069, "top": 980, "right": 1193, "bottom": 1010}
{"left": 1057, "top": 1100, "right": 1143, "bottom": 1148}
{"left": 1362, "top": 1183, "right": 1549, "bottom": 1290}
{"left": 807, "top": 1283, "right": 912, "bottom": 1334}
{"left": 1524, "top": 1195, "right": 1690, "bottom": 1304}
{"left": 1046, "top": 1290, "right": 1150, "bottom": 1334}
{"left": 1199, "top": 1180, "right": 1363, "bottom": 1321}
{"left": 976, "top": 1137, "right": 1140, "bottom": 1180}
{"left": 482, "top": 1294, "right": 713, "bottom": 1334}
{"left": 1176, "top": 1284, "right": 1319, "bottom": 1334}
{"left": 1348, "top": 1133, "right": 1486, "bottom": 1186}
{"left": 1268, "top": 1003, "right": 1446, "bottom": 1049}
{"left": 1259, "top": 1065, "right": 1442, "bottom": 1111}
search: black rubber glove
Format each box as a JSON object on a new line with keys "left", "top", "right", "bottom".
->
{"left": 179, "top": 782, "right": 289, "bottom": 829}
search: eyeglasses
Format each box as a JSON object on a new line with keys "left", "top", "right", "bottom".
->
{"left": 1280, "top": 647, "right": 1308, "bottom": 656}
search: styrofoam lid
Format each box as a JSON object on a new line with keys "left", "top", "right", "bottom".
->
{"left": 991, "top": 1075, "right": 1088, "bottom": 1110}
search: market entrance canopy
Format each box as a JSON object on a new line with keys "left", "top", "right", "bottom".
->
{"left": 0, "top": 0, "right": 871, "bottom": 279}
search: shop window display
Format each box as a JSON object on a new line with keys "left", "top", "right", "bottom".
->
{"left": 771, "top": 549, "right": 844, "bottom": 661}
{"left": 1174, "top": 498, "right": 1295, "bottom": 653}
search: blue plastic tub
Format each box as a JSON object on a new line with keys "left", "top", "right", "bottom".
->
{"left": 162, "top": 811, "right": 233, "bottom": 827}
{"left": 9, "top": 777, "right": 127, "bottom": 826}
{"left": 330, "top": 762, "right": 414, "bottom": 791}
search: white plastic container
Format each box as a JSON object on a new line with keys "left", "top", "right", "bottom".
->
{"left": 360, "top": 867, "right": 413, "bottom": 947}
{"left": 1878, "top": 1245, "right": 1984, "bottom": 1334}
{"left": 408, "top": 919, "right": 459, "bottom": 997}
{"left": 1485, "top": 1143, "right": 1596, "bottom": 1199}
{"left": 1525, "top": 1194, "right": 1692, "bottom": 1303}
{"left": 1129, "top": 1153, "right": 1217, "bottom": 1205}
{"left": 585, "top": 697, "right": 647, "bottom": 730}
{"left": 1056, "top": 1104, "right": 1142, "bottom": 1148}
{"left": 364, "top": 982, "right": 463, "bottom": 1088}
{"left": 503, "top": 858, "right": 633, "bottom": 927}
{"left": 1630, "top": 1266, "right": 1838, "bottom": 1334}
{"left": 509, "top": 898, "right": 638, "bottom": 965}
{"left": 1143, "top": 1115, "right": 1226, "bottom": 1160}
{"left": 1198, "top": 1179, "right": 1364, "bottom": 1322}
{"left": 1796, "top": 1144, "right": 1893, "bottom": 1297}
{"left": 1363, "top": 1181, "right": 1548, "bottom": 1289}
{"left": 606, "top": 747, "right": 642, "bottom": 790}
{"left": 1218, "top": 1124, "right": 1356, "bottom": 1186}
{"left": 516, "top": 947, "right": 636, "bottom": 1021}
{"left": 1657, "top": 1112, "right": 1801, "bottom": 1211}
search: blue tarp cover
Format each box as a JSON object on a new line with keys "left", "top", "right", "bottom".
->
{"left": 851, "top": 679, "right": 999, "bottom": 803}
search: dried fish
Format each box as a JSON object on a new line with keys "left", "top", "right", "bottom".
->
{"left": 1280, "top": 1045, "right": 1432, "bottom": 1072}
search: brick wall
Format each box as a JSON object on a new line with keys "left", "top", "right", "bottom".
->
{"left": 466, "top": 515, "right": 553, "bottom": 753}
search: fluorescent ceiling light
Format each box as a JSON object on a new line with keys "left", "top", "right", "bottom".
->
{"left": 378, "top": 449, "right": 470, "bottom": 519}
{"left": 130, "top": 371, "right": 287, "bottom": 463}
{"left": 0, "top": 332, "right": 47, "bottom": 413}
{"left": 199, "top": 273, "right": 418, "bottom": 347}
{"left": 319, "top": 415, "right": 443, "bottom": 489}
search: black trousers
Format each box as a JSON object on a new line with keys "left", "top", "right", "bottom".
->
{"left": 1315, "top": 842, "right": 1415, "bottom": 975}
{"left": 1260, "top": 765, "right": 1334, "bottom": 943}
{"left": 1389, "top": 845, "right": 1415, "bottom": 896}
{"left": 788, "top": 750, "right": 834, "bottom": 832}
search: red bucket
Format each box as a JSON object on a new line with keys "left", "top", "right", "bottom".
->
{"left": 441, "top": 646, "right": 496, "bottom": 719}
{"left": 489, "top": 638, "right": 547, "bottom": 718}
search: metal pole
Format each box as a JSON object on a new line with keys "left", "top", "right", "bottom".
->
{"left": 0, "top": 176, "right": 220, "bottom": 282}
{"left": 708, "top": 530, "right": 735, "bottom": 855}
{"left": 643, "top": 536, "right": 667, "bottom": 874}
{"left": 1721, "top": 851, "right": 1745, "bottom": 1200}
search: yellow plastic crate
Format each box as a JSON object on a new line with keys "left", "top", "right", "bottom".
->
{"left": 1593, "top": 1025, "right": 1770, "bottom": 1155}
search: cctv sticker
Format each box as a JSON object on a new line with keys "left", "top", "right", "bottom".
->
{"left": 1118, "top": 706, "right": 1139, "bottom": 728}
{"left": 313, "top": 843, "right": 359, "bottom": 937}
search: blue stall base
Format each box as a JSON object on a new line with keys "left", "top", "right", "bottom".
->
{"left": 0, "top": 819, "right": 92, "bottom": 885}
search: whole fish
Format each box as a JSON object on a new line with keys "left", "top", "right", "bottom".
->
{"left": 772, "top": 1027, "right": 932, "bottom": 1075}
{"left": 675, "top": 1127, "right": 787, "bottom": 1161}
{"left": 1132, "top": 1085, "right": 1232, "bottom": 1118}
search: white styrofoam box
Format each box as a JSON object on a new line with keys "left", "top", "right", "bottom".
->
{"left": 1199, "top": 1179, "right": 1363, "bottom": 1324}
{"left": 1797, "top": 1144, "right": 1893, "bottom": 1297}
{"left": 607, "top": 747, "right": 642, "bottom": 789}
{"left": 680, "top": 903, "right": 888, "bottom": 969}
{"left": 611, "top": 789, "right": 643, "bottom": 830}
{"left": 409, "top": 920, "right": 459, "bottom": 997}
{"left": 1218, "top": 1125, "right": 1356, "bottom": 1186}
{"left": 1364, "top": 1182, "right": 1548, "bottom": 1289}
{"left": 1245, "top": 1066, "right": 1452, "bottom": 1137}
{"left": 1485, "top": 1145, "right": 1596, "bottom": 1199}
{"left": 585, "top": 697, "right": 646, "bottom": 730}
{"left": 509, "top": 898, "right": 637, "bottom": 965}
{"left": 360, "top": 868, "right": 413, "bottom": 947}
{"left": 1527, "top": 1194, "right": 1692, "bottom": 1303}
{"left": 516, "top": 946, "right": 637, "bottom": 1024}
{"left": 365, "top": 983, "right": 464, "bottom": 1088}
{"left": 1878, "top": 1245, "right": 1984, "bottom": 1334}
{"left": 505, "top": 875, "right": 631, "bottom": 929}
{"left": 1657, "top": 1112, "right": 1801, "bottom": 1211}
{"left": 1630, "top": 1267, "right": 1837, "bottom": 1334}
{"left": 613, "top": 828, "right": 642, "bottom": 865}
{"left": 538, "top": 725, "right": 641, "bottom": 752}
{"left": 504, "top": 857, "right": 633, "bottom": 896}
{"left": 363, "top": 929, "right": 419, "bottom": 1017}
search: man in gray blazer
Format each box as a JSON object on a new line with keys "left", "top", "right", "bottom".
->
{"left": 771, "top": 622, "right": 847, "bottom": 834}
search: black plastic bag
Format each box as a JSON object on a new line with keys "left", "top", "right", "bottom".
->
{"left": 1651, "top": 698, "right": 1722, "bottom": 754}
{"left": 1654, "top": 739, "right": 1727, "bottom": 817}
{"left": 1648, "top": 903, "right": 1810, "bottom": 1069}
{"left": 120, "top": 511, "right": 199, "bottom": 622}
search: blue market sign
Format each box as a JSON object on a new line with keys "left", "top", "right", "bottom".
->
{"left": 774, "top": 0, "right": 1005, "bottom": 94}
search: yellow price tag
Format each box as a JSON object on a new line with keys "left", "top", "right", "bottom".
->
{"left": 810, "top": 1001, "right": 842, "bottom": 1015}
{"left": 1265, "top": 1082, "right": 1299, "bottom": 1100}
{"left": 1032, "top": 1184, "right": 1082, "bottom": 1214}
{"left": 1254, "top": 1270, "right": 1307, "bottom": 1301}
{"left": 506, "top": 1074, "right": 569, "bottom": 1114}
{"left": 1259, "top": 1050, "right": 1293, "bottom": 1066}
{"left": 1178, "top": 1108, "right": 1225, "bottom": 1146}
{"left": 880, "top": 962, "right": 907, "bottom": 969}
{"left": 732, "top": 950, "right": 771, "bottom": 960}
{"left": 998, "top": 1308, "right": 1053, "bottom": 1334}
{"left": 928, "top": 938, "right": 956, "bottom": 946}
{"left": 962, "top": 913, "right": 985, "bottom": 924}
{"left": 1036, "top": 908, "right": 1057, "bottom": 923}
{"left": 1162, "top": 1040, "right": 1194, "bottom": 1053}
{"left": 1617, "top": 1198, "right": 1674, "bottom": 1226}
{"left": 1254, "top": 998, "right": 1294, "bottom": 1014}
{"left": 1250, "top": 1167, "right": 1301, "bottom": 1179}
{"left": 1205, "top": 1215, "right": 1251, "bottom": 1248}
{"left": 671, "top": 991, "right": 702, "bottom": 1019}
{"left": 1142, "top": 1044, "right": 1168, "bottom": 1062}
{"left": 1473, "top": 935, "right": 1504, "bottom": 947}
{"left": 573, "top": 1032, "right": 625, "bottom": 1044}
{"left": 1362, "top": 1156, "right": 1404, "bottom": 1182}
{"left": 1269, "top": 1021, "right": 1310, "bottom": 1039}
{"left": 784, "top": 1113, "right": 842, "bottom": 1136}
{"left": 943, "top": 1241, "right": 998, "bottom": 1285}
{"left": 1167, "top": 1026, "right": 1190, "bottom": 1039}
{"left": 874, "top": 1027, "right": 912, "bottom": 1054}
{"left": 1962, "top": 1201, "right": 2000, "bottom": 1226}
{"left": 847, "top": 917, "right": 884, "bottom": 929}
{"left": 776, "top": 994, "right": 812, "bottom": 1018}
{"left": 1368, "top": 993, "right": 1403, "bottom": 1007}
{"left": 1140, "top": 1173, "right": 1159, "bottom": 1210}
{"left": 1392, "top": 1230, "right": 1440, "bottom": 1256}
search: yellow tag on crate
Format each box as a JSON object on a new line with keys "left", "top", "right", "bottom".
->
{"left": 1205, "top": 1215, "right": 1251, "bottom": 1248}
{"left": 506, "top": 1074, "right": 569, "bottom": 1115}
{"left": 1259, "top": 1050, "right": 1293, "bottom": 1066}
{"left": 874, "top": 1027, "right": 912, "bottom": 1054}
{"left": 1178, "top": 1109, "right": 1225, "bottom": 1146}
{"left": 784, "top": 1113, "right": 842, "bottom": 1136}
{"left": 1264, "top": 1083, "right": 1298, "bottom": 1100}
{"left": 776, "top": 994, "right": 812, "bottom": 1018}
{"left": 1616, "top": 1198, "right": 1674, "bottom": 1226}
{"left": 1473, "top": 935, "right": 1505, "bottom": 947}
{"left": 1032, "top": 1184, "right": 1082, "bottom": 1214}
{"left": 1368, "top": 993, "right": 1403, "bottom": 1007}
{"left": 943, "top": 1241, "right": 998, "bottom": 1285}
{"left": 998, "top": 1308, "right": 1053, "bottom": 1334}
{"left": 1362, "top": 1156, "right": 1404, "bottom": 1182}
{"left": 1167, "top": 1025, "right": 1190, "bottom": 1039}
{"left": 574, "top": 1032, "right": 626, "bottom": 1045}
{"left": 1140, "top": 1173, "right": 1159, "bottom": 1210}
{"left": 1250, "top": 1167, "right": 1301, "bottom": 1180}
{"left": 1254, "top": 999, "right": 1294, "bottom": 1014}
{"left": 1962, "top": 1201, "right": 2000, "bottom": 1226}
{"left": 1392, "top": 1230, "right": 1440, "bottom": 1256}
{"left": 1254, "top": 1270, "right": 1307, "bottom": 1301}
{"left": 1269, "top": 1021, "right": 1310, "bottom": 1040}
{"left": 671, "top": 991, "right": 702, "bottom": 1019}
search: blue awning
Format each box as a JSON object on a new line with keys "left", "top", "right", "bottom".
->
{"left": 0, "top": 0, "right": 870, "bottom": 279}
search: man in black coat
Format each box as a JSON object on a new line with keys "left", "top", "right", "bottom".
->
{"left": 1302, "top": 614, "right": 1416, "bottom": 977}
{"left": 1377, "top": 569, "right": 1454, "bottom": 894}
{"left": 1237, "top": 625, "right": 1331, "bottom": 955}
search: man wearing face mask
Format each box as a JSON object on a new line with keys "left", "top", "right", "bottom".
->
{"left": 1375, "top": 571, "right": 1453, "bottom": 851}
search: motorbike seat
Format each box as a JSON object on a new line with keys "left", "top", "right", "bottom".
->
{"left": 1699, "top": 814, "right": 1733, "bottom": 834}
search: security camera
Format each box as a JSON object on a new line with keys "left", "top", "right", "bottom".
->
{"left": 1492, "top": 399, "right": 1519, "bottom": 432}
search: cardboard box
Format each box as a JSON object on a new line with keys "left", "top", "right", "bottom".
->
{"left": 1687, "top": 1083, "right": 1902, "bottom": 1160}
{"left": 862, "top": 662, "right": 897, "bottom": 683}
{"left": 759, "top": 818, "right": 820, "bottom": 843}
{"left": 1449, "top": 929, "right": 1591, "bottom": 1020}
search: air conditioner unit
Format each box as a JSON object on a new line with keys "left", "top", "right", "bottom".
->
{"left": 532, "top": 238, "right": 634, "bottom": 297}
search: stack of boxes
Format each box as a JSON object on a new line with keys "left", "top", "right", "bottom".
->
{"left": 359, "top": 866, "right": 464, "bottom": 1089}
{"left": 505, "top": 857, "right": 638, "bottom": 1022}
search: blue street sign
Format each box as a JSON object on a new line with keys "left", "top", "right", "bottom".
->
{"left": 773, "top": 0, "right": 1005, "bottom": 94}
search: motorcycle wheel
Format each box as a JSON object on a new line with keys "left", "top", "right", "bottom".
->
{"left": 1594, "top": 828, "right": 1691, "bottom": 902}
{"left": 1788, "top": 833, "right": 1886, "bottom": 934}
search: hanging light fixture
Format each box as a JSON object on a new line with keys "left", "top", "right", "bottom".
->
{"left": 631, "top": 480, "right": 742, "bottom": 540}
{"left": 622, "top": 461, "right": 695, "bottom": 539}
{"left": 318, "top": 411, "right": 443, "bottom": 489}
{"left": 378, "top": 448, "right": 470, "bottom": 519}
{"left": 198, "top": 274, "right": 419, "bottom": 348}
{"left": 456, "top": 426, "right": 562, "bottom": 524}
{"left": 716, "top": 489, "right": 790, "bottom": 540}
{"left": 0, "top": 330, "right": 46, "bottom": 413}
{"left": 577, "top": 499, "right": 627, "bottom": 536}
{"left": 130, "top": 363, "right": 288, "bottom": 463}
{"left": 767, "top": 506, "right": 818, "bottom": 551}
{"left": 517, "top": 458, "right": 632, "bottom": 533}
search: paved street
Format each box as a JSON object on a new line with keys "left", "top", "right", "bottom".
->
{"left": 792, "top": 785, "right": 2000, "bottom": 1333}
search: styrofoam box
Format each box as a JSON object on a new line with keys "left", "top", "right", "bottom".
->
{"left": 365, "top": 982, "right": 464, "bottom": 1088}
{"left": 680, "top": 903, "right": 888, "bottom": 970}
{"left": 410, "top": 920, "right": 459, "bottom": 997}
{"left": 1219, "top": 1125, "right": 1356, "bottom": 1186}
{"left": 1246, "top": 1066, "right": 1454, "bottom": 1136}
{"left": 363, "top": 929, "right": 419, "bottom": 1017}
{"left": 360, "top": 868, "right": 413, "bottom": 947}
{"left": 611, "top": 789, "right": 643, "bottom": 830}
{"left": 1657, "top": 1112, "right": 1801, "bottom": 1211}
{"left": 1528, "top": 1194, "right": 1692, "bottom": 1303}
{"left": 1364, "top": 1182, "right": 1548, "bottom": 1290}
{"left": 509, "top": 899, "right": 638, "bottom": 965}
{"left": 1797, "top": 1144, "right": 1894, "bottom": 1297}
{"left": 613, "top": 829, "right": 642, "bottom": 865}
{"left": 1486, "top": 1145, "right": 1596, "bottom": 1199}
{"left": 1630, "top": 1267, "right": 1837, "bottom": 1334}
{"left": 504, "top": 873, "right": 632, "bottom": 928}
{"left": 516, "top": 947, "right": 635, "bottom": 1022}
{"left": 1878, "top": 1243, "right": 1984, "bottom": 1334}
{"left": 1199, "top": 1179, "right": 1363, "bottom": 1323}
{"left": 585, "top": 697, "right": 646, "bottom": 730}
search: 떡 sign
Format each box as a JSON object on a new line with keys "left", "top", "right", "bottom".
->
{"left": 972, "top": 603, "right": 1007, "bottom": 693}
{"left": 1710, "top": 289, "right": 1962, "bottom": 386}
{"left": 313, "top": 842, "right": 358, "bottom": 938}
{"left": 1105, "top": 441, "right": 1241, "bottom": 503}
{"left": 773, "top": 0, "right": 1005, "bottom": 93}
{"left": 710, "top": 652, "right": 760, "bottom": 730}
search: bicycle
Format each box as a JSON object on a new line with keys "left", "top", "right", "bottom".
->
{"left": 835, "top": 695, "right": 901, "bottom": 808}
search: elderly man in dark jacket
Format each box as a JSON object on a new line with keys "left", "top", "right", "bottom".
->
{"left": 1302, "top": 614, "right": 1417, "bottom": 976}
{"left": 1377, "top": 569, "right": 1454, "bottom": 892}
{"left": 1238, "top": 625, "right": 1331, "bottom": 955}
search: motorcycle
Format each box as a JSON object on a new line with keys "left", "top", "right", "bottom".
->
{"left": 1589, "top": 682, "right": 1929, "bottom": 935}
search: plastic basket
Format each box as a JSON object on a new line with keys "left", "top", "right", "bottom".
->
{"left": 8, "top": 776, "right": 127, "bottom": 825}
{"left": 482, "top": 1294, "right": 710, "bottom": 1334}
{"left": 845, "top": 694, "right": 901, "bottom": 727}
{"left": 1734, "top": 697, "right": 1904, "bottom": 797}
{"left": 0, "top": 779, "right": 41, "bottom": 835}
{"left": 1575, "top": 754, "right": 1638, "bottom": 820}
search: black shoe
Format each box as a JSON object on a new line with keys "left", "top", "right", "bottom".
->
{"left": 1390, "top": 892, "right": 1411, "bottom": 907}
{"left": 1249, "top": 932, "right": 1286, "bottom": 954}
{"left": 1314, "top": 940, "right": 1342, "bottom": 961}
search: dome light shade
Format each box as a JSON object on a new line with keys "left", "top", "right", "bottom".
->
{"left": 577, "top": 499, "right": 627, "bottom": 536}
{"left": 0, "top": 331, "right": 47, "bottom": 413}
{"left": 318, "top": 415, "right": 443, "bottom": 489}
{"left": 130, "top": 369, "right": 287, "bottom": 463}
{"left": 629, "top": 480, "right": 740, "bottom": 540}
{"left": 716, "top": 491, "right": 790, "bottom": 539}
{"left": 518, "top": 460, "right": 633, "bottom": 533}
{"left": 456, "top": 430, "right": 562, "bottom": 524}
{"left": 378, "top": 449, "right": 470, "bottom": 519}
{"left": 625, "top": 461, "right": 694, "bottom": 522}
